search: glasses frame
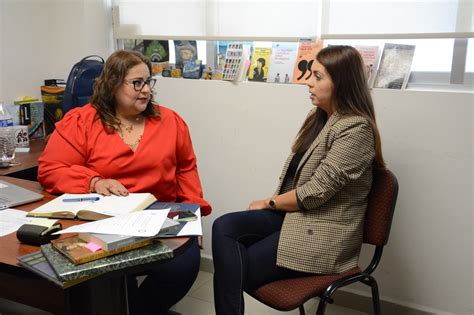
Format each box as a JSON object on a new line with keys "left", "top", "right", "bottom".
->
{"left": 124, "top": 78, "right": 157, "bottom": 91}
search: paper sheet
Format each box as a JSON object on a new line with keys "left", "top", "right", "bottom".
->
{"left": 54, "top": 209, "right": 170, "bottom": 237}
{"left": 0, "top": 209, "right": 57, "bottom": 237}
{"left": 176, "top": 209, "right": 202, "bottom": 236}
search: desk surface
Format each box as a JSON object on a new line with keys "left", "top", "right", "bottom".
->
{"left": 0, "top": 138, "right": 45, "bottom": 177}
{"left": 0, "top": 176, "right": 191, "bottom": 315}
{"left": 0, "top": 175, "right": 189, "bottom": 267}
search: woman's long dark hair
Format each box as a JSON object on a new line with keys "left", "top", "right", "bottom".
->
{"left": 91, "top": 50, "right": 159, "bottom": 133}
{"left": 292, "top": 45, "right": 385, "bottom": 168}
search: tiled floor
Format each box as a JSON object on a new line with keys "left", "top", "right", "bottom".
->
{"left": 0, "top": 271, "right": 367, "bottom": 315}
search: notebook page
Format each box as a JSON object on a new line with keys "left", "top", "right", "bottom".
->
{"left": 83, "top": 193, "right": 152, "bottom": 217}
{"left": 30, "top": 193, "right": 101, "bottom": 215}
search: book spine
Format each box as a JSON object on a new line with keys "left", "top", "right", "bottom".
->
{"left": 106, "top": 236, "right": 146, "bottom": 251}
{"left": 79, "top": 233, "right": 150, "bottom": 251}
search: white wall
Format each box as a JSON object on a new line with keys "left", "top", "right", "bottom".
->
{"left": 0, "top": 0, "right": 113, "bottom": 103}
{"left": 156, "top": 79, "right": 473, "bottom": 314}
{"left": 0, "top": 0, "right": 4, "bottom": 100}
{"left": 1, "top": 1, "right": 473, "bottom": 314}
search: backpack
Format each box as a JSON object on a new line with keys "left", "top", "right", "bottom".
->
{"left": 63, "top": 55, "right": 104, "bottom": 114}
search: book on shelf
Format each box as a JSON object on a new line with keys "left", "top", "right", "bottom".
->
{"left": 13, "top": 97, "right": 45, "bottom": 140}
{"left": 17, "top": 250, "right": 94, "bottom": 288}
{"left": 221, "top": 42, "right": 244, "bottom": 81}
{"left": 182, "top": 59, "right": 203, "bottom": 79}
{"left": 373, "top": 43, "right": 416, "bottom": 90}
{"left": 145, "top": 202, "right": 202, "bottom": 237}
{"left": 50, "top": 234, "right": 154, "bottom": 265}
{"left": 236, "top": 44, "right": 253, "bottom": 82}
{"left": 174, "top": 40, "right": 198, "bottom": 68}
{"left": 78, "top": 218, "right": 180, "bottom": 252}
{"left": 215, "top": 41, "right": 231, "bottom": 79}
{"left": 247, "top": 47, "right": 272, "bottom": 82}
{"left": 267, "top": 42, "right": 298, "bottom": 84}
{"left": 41, "top": 240, "right": 173, "bottom": 282}
{"left": 40, "top": 85, "right": 65, "bottom": 137}
{"left": 27, "top": 193, "right": 157, "bottom": 220}
{"left": 355, "top": 45, "right": 380, "bottom": 87}
{"left": 292, "top": 38, "right": 324, "bottom": 84}
{"left": 143, "top": 40, "right": 170, "bottom": 75}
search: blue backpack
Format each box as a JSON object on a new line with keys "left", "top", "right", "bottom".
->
{"left": 63, "top": 55, "right": 104, "bottom": 114}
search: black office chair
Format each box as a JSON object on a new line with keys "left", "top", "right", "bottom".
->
{"left": 245, "top": 167, "right": 399, "bottom": 315}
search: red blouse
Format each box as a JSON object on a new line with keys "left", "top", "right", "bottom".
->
{"left": 38, "top": 104, "right": 211, "bottom": 216}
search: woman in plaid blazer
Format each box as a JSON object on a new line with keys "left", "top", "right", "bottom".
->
{"left": 212, "top": 45, "right": 385, "bottom": 315}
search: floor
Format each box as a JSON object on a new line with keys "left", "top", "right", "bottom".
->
{"left": 0, "top": 271, "right": 368, "bottom": 315}
{"left": 171, "top": 271, "right": 367, "bottom": 315}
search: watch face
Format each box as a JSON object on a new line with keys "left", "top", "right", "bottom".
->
{"left": 269, "top": 198, "right": 276, "bottom": 208}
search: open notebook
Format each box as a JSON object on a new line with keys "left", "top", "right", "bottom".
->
{"left": 0, "top": 180, "right": 43, "bottom": 209}
{"left": 27, "top": 193, "right": 157, "bottom": 221}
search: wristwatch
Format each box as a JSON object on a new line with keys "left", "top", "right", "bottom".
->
{"left": 269, "top": 196, "right": 278, "bottom": 209}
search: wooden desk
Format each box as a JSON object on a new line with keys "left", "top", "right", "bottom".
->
{"left": 0, "top": 176, "right": 191, "bottom": 315}
{"left": 0, "top": 139, "right": 45, "bottom": 180}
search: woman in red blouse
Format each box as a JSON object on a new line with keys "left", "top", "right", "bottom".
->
{"left": 38, "top": 50, "right": 211, "bottom": 314}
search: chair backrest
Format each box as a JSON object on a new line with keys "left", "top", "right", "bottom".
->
{"left": 363, "top": 168, "right": 398, "bottom": 246}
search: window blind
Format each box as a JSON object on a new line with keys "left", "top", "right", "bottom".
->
{"left": 113, "top": 0, "right": 320, "bottom": 40}
{"left": 322, "top": 0, "right": 471, "bottom": 38}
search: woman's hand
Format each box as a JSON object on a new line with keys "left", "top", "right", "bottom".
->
{"left": 247, "top": 199, "right": 269, "bottom": 210}
{"left": 94, "top": 179, "right": 129, "bottom": 196}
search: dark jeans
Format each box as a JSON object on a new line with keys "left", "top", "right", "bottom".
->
{"left": 212, "top": 210, "right": 311, "bottom": 315}
{"left": 127, "top": 237, "right": 200, "bottom": 315}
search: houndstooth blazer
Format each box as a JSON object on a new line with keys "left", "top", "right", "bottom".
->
{"left": 276, "top": 111, "right": 375, "bottom": 274}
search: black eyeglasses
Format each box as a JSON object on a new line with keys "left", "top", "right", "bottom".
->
{"left": 125, "top": 78, "right": 157, "bottom": 91}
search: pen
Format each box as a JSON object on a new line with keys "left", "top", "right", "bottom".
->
{"left": 62, "top": 197, "right": 100, "bottom": 202}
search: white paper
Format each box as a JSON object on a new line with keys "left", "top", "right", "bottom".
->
{"left": 0, "top": 209, "right": 57, "bottom": 237}
{"left": 176, "top": 208, "right": 202, "bottom": 236}
{"left": 54, "top": 209, "right": 170, "bottom": 237}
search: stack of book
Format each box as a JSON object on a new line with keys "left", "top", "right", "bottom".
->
{"left": 17, "top": 199, "right": 202, "bottom": 288}
{"left": 18, "top": 241, "right": 174, "bottom": 288}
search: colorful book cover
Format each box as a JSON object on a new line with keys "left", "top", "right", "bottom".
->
{"left": 236, "top": 44, "right": 253, "bottom": 82}
{"left": 247, "top": 47, "right": 272, "bottom": 82}
{"left": 13, "top": 98, "right": 45, "bottom": 140}
{"left": 355, "top": 45, "right": 380, "bottom": 87}
{"left": 174, "top": 40, "right": 198, "bottom": 68}
{"left": 40, "top": 85, "right": 64, "bottom": 136}
{"left": 51, "top": 234, "right": 153, "bottom": 265}
{"left": 41, "top": 241, "right": 172, "bottom": 281}
{"left": 222, "top": 43, "right": 244, "bottom": 81}
{"left": 143, "top": 40, "right": 170, "bottom": 75}
{"left": 22, "top": 102, "right": 45, "bottom": 139}
{"left": 182, "top": 60, "right": 203, "bottom": 79}
{"left": 373, "top": 43, "right": 416, "bottom": 89}
{"left": 292, "top": 38, "right": 324, "bottom": 84}
{"left": 216, "top": 41, "right": 231, "bottom": 70}
{"left": 267, "top": 42, "right": 298, "bottom": 84}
